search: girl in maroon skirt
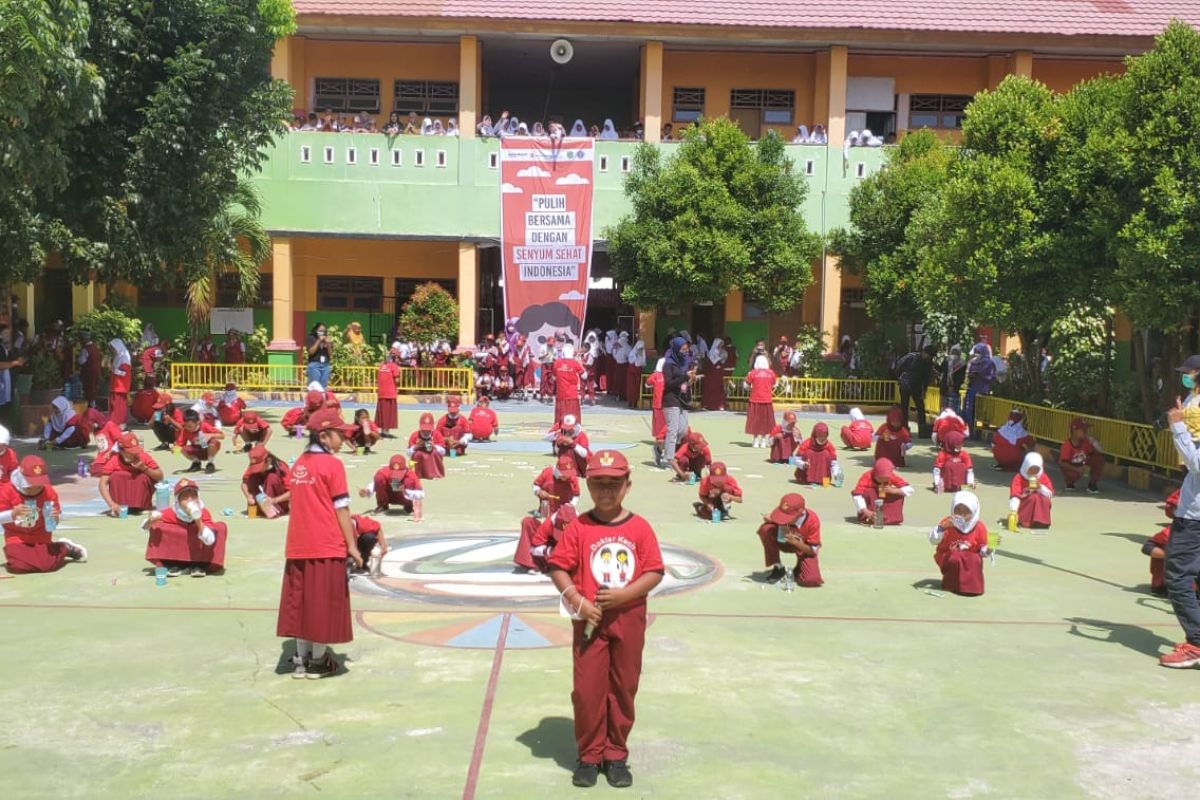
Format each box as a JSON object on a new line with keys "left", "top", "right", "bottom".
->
{"left": 768, "top": 411, "right": 800, "bottom": 464}
{"left": 99, "top": 433, "right": 164, "bottom": 516}
{"left": 407, "top": 413, "right": 447, "bottom": 479}
{"left": 107, "top": 338, "right": 133, "bottom": 427}
{"left": 874, "top": 406, "right": 912, "bottom": 467}
{"left": 933, "top": 431, "right": 976, "bottom": 492}
{"left": 144, "top": 479, "right": 227, "bottom": 577}
{"left": 701, "top": 339, "right": 728, "bottom": 411}
{"left": 792, "top": 422, "right": 839, "bottom": 485}
{"left": 277, "top": 408, "right": 362, "bottom": 679}
{"left": 929, "top": 491, "right": 989, "bottom": 596}
{"left": 2, "top": 455, "right": 87, "bottom": 574}
{"left": 744, "top": 355, "right": 778, "bottom": 447}
{"left": 851, "top": 458, "right": 914, "bottom": 526}
{"left": 1009, "top": 451, "right": 1054, "bottom": 529}
{"left": 241, "top": 445, "right": 291, "bottom": 516}
{"left": 375, "top": 348, "right": 401, "bottom": 435}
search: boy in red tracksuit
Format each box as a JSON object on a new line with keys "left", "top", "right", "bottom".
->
{"left": 514, "top": 504, "right": 578, "bottom": 573}
{"left": 933, "top": 431, "right": 976, "bottom": 493}
{"left": 693, "top": 461, "right": 743, "bottom": 520}
{"left": 671, "top": 431, "right": 712, "bottom": 483}
{"left": 768, "top": 410, "right": 800, "bottom": 464}
{"left": 360, "top": 454, "right": 424, "bottom": 518}
{"left": 2, "top": 455, "right": 87, "bottom": 574}
{"left": 176, "top": 408, "right": 225, "bottom": 474}
{"left": 851, "top": 457, "right": 913, "bottom": 525}
{"left": 437, "top": 396, "right": 470, "bottom": 456}
{"left": 1059, "top": 418, "right": 1105, "bottom": 494}
{"left": 755, "top": 493, "right": 823, "bottom": 587}
{"left": 233, "top": 411, "right": 271, "bottom": 452}
{"left": 468, "top": 395, "right": 500, "bottom": 442}
{"left": 548, "top": 449, "right": 664, "bottom": 789}
{"left": 407, "top": 412, "right": 447, "bottom": 479}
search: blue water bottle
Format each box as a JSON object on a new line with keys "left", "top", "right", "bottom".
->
{"left": 154, "top": 481, "right": 171, "bottom": 510}
{"left": 711, "top": 508, "right": 722, "bottom": 524}
{"left": 76, "top": 457, "right": 88, "bottom": 478}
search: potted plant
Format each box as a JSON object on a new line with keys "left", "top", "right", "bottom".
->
{"left": 28, "top": 346, "right": 65, "bottom": 405}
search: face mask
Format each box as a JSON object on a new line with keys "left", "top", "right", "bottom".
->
{"left": 951, "top": 514, "right": 970, "bottom": 532}
{"left": 1184, "top": 374, "right": 1197, "bottom": 390}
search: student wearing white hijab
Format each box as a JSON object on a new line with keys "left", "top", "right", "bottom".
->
{"left": 477, "top": 115, "right": 495, "bottom": 137}
{"left": 1009, "top": 451, "right": 1054, "bottom": 530}
{"left": 843, "top": 130, "right": 860, "bottom": 158}
{"left": 421, "top": 118, "right": 434, "bottom": 135}
{"left": 602, "top": 330, "right": 618, "bottom": 395}
{"left": 108, "top": 338, "right": 133, "bottom": 427}
{"left": 927, "top": 490, "right": 990, "bottom": 596}
{"left": 810, "top": 124, "right": 828, "bottom": 144}
{"left": 612, "top": 331, "right": 632, "bottom": 402}
{"left": 792, "top": 125, "right": 810, "bottom": 144}
{"left": 570, "top": 119, "right": 587, "bottom": 136}
{"left": 447, "top": 119, "right": 459, "bottom": 137}
{"left": 598, "top": 119, "right": 619, "bottom": 140}
{"left": 626, "top": 337, "right": 647, "bottom": 408}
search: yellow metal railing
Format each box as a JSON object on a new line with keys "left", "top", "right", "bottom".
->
{"left": 976, "top": 394, "right": 1179, "bottom": 472}
{"left": 639, "top": 374, "right": 906, "bottom": 409}
{"left": 169, "top": 363, "right": 473, "bottom": 395}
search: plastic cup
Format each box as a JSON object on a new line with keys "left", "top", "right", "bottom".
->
{"left": 687, "top": 474, "right": 697, "bottom": 485}
{"left": 987, "top": 532, "right": 1002, "bottom": 551}
{"left": 247, "top": 504, "right": 259, "bottom": 518}
{"left": 154, "top": 567, "right": 167, "bottom": 586}
{"left": 118, "top": 506, "right": 129, "bottom": 519}
{"left": 821, "top": 477, "right": 831, "bottom": 488}
{"left": 449, "top": 449, "right": 457, "bottom": 458}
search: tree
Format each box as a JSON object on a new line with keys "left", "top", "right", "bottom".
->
{"left": 910, "top": 77, "right": 1069, "bottom": 399}
{"left": 828, "top": 130, "right": 953, "bottom": 325}
{"left": 1109, "top": 20, "right": 1200, "bottom": 414}
{"left": 183, "top": 179, "right": 272, "bottom": 331}
{"left": 10, "top": 0, "right": 295, "bottom": 289}
{"left": 0, "top": 0, "right": 103, "bottom": 285}
{"left": 399, "top": 283, "right": 460, "bottom": 347}
{"left": 607, "top": 118, "right": 821, "bottom": 312}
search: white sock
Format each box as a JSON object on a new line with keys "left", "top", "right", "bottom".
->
{"left": 295, "top": 638, "right": 313, "bottom": 659}
{"left": 311, "top": 643, "right": 327, "bottom": 660}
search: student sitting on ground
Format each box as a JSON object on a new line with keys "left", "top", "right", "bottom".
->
{"left": 359, "top": 454, "right": 424, "bottom": 518}
{"left": 851, "top": 457, "right": 913, "bottom": 526}
{"left": 1009, "top": 452, "right": 1054, "bottom": 529}
{"left": 99, "top": 433, "right": 164, "bottom": 516}
{"left": 693, "top": 462, "right": 743, "bottom": 520}
{"left": 144, "top": 478, "right": 227, "bottom": 578}
{"left": 755, "top": 493, "right": 823, "bottom": 587}
{"left": 933, "top": 431, "right": 976, "bottom": 493}
{"left": 241, "top": 445, "right": 291, "bottom": 517}
{"left": 2, "top": 455, "right": 87, "bottom": 574}
{"left": 928, "top": 490, "right": 990, "bottom": 596}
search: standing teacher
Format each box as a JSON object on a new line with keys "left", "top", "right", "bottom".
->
{"left": 306, "top": 323, "right": 332, "bottom": 389}
{"left": 1160, "top": 354, "right": 1200, "bottom": 668}
{"left": 662, "top": 337, "right": 695, "bottom": 466}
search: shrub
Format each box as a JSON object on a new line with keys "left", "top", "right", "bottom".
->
{"left": 399, "top": 283, "right": 459, "bottom": 346}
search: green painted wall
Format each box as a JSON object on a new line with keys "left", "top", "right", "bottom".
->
{"left": 251, "top": 133, "right": 882, "bottom": 239}
{"left": 138, "top": 307, "right": 273, "bottom": 344}
{"left": 724, "top": 321, "right": 770, "bottom": 377}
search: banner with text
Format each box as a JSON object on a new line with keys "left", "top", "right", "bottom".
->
{"left": 500, "top": 137, "right": 594, "bottom": 349}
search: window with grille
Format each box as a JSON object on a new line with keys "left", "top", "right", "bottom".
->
{"left": 672, "top": 87, "right": 705, "bottom": 122}
{"left": 313, "top": 77, "right": 381, "bottom": 114}
{"left": 841, "top": 288, "right": 866, "bottom": 308}
{"left": 317, "top": 276, "right": 384, "bottom": 312}
{"left": 140, "top": 285, "right": 188, "bottom": 307}
{"left": 216, "top": 273, "right": 273, "bottom": 308}
{"left": 731, "top": 88, "right": 795, "bottom": 124}
{"left": 393, "top": 81, "right": 460, "bottom": 115}
{"left": 908, "top": 94, "right": 972, "bottom": 130}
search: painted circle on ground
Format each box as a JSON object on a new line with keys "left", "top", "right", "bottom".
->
{"left": 353, "top": 532, "right": 722, "bottom": 607}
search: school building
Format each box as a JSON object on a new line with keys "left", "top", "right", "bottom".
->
{"left": 23, "top": 1, "right": 1193, "bottom": 366}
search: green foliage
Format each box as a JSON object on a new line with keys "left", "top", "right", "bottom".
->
{"left": 829, "top": 130, "right": 953, "bottom": 323}
{"left": 27, "top": 345, "right": 64, "bottom": 391}
{"left": 921, "top": 311, "right": 975, "bottom": 353}
{"left": 853, "top": 327, "right": 896, "bottom": 380}
{"left": 0, "top": 0, "right": 104, "bottom": 285}
{"left": 3, "top": 0, "right": 294, "bottom": 290}
{"left": 1044, "top": 307, "right": 1113, "bottom": 414}
{"left": 399, "top": 283, "right": 460, "bottom": 346}
{"left": 242, "top": 325, "right": 270, "bottom": 365}
{"left": 607, "top": 118, "right": 820, "bottom": 311}
{"left": 70, "top": 305, "right": 142, "bottom": 349}
{"left": 789, "top": 325, "right": 827, "bottom": 377}
{"left": 184, "top": 181, "right": 272, "bottom": 329}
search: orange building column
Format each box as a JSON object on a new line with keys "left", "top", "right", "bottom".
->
{"left": 826, "top": 45, "right": 849, "bottom": 145}
{"left": 1012, "top": 50, "right": 1034, "bottom": 78}
{"left": 819, "top": 255, "right": 842, "bottom": 351}
{"left": 642, "top": 41, "right": 664, "bottom": 143}
{"left": 268, "top": 237, "right": 297, "bottom": 356}
{"left": 725, "top": 290, "right": 744, "bottom": 324}
{"left": 457, "top": 242, "right": 478, "bottom": 349}
{"left": 459, "top": 35, "right": 479, "bottom": 139}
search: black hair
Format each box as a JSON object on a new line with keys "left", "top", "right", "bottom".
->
{"left": 515, "top": 302, "right": 582, "bottom": 340}
{"left": 310, "top": 322, "right": 326, "bottom": 335}
{"left": 182, "top": 409, "right": 200, "bottom": 423}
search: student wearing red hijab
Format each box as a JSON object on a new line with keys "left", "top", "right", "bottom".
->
{"left": 840, "top": 408, "right": 874, "bottom": 450}
{"left": 1059, "top": 418, "right": 1105, "bottom": 494}
{"left": 873, "top": 407, "right": 912, "bottom": 467}
{"left": 851, "top": 458, "right": 913, "bottom": 525}
{"left": 933, "top": 431, "right": 976, "bottom": 493}
{"left": 755, "top": 493, "right": 823, "bottom": 587}
{"left": 407, "top": 412, "right": 446, "bottom": 479}
{"left": 792, "top": 422, "right": 839, "bottom": 485}
{"left": 277, "top": 408, "right": 361, "bottom": 679}
{"left": 2, "top": 455, "right": 86, "bottom": 574}
{"left": 768, "top": 410, "right": 800, "bottom": 464}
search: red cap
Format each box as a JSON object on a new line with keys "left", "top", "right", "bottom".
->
{"left": 783, "top": 410, "right": 797, "bottom": 422}
{"left": 389, "top": 454, "right": 408, "bottom": 472}
{"left": 585, "top": 449, "right": 630, "bottom": 478}
{"left": 1070, "top": 417, "right": 1089, "bottom": 432}
{"left": 117, "top": 432, "right": 142, "bottom": 455}
{"left": 556, "top": 454, "right": 577, "bottom": 473}
{"left": 305, "top": 390, "right": 324, "bottom": 408}
{"left": 19, "top": 455, "right": 51, "bottom": 487}
{"left": 152, "top": 392, "right": 172, "bottom": 410}
{"left": 687, "top": 431, "right": 706, "bottom": 447}
{"left": 201, "top": 392, "right": 215, "bottom": 404}
{"left": 419, "top": 412, "right": 435, "bottom": 430}
{"left": 240, "top": 411, "right": 262, "bottom": 429}
{"left": 247, "top": 445, "right": 270, "bottom": 473}
{"left": 553, "top": 504, "right": 578, "bottom": 527}
{"left": 447, "top": 394, "right": 462, "bottom": 410}
{"left": 174, "top": 478, "right": 199, "bottom": 497}
{"left": 768, "top": 493, "right": 806, "bottom": 525}
{"left": 708, "top": 462, "right": 728, "bottom": 488}
{"left": 873, "top": 457, "right": 896, "bottom": 481}
{"left": 224, "top": 382, "right": 236, "bottom": 391}
{"left": 306, "top": 408, "right": 354, "bottom": 435}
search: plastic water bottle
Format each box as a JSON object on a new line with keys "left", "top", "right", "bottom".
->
{"left": 776, "top": 525, "right": 787, "bottom": 544}
{"left": 687, "top": 473, "right": 697, "bottom": 485}
{"left": 154, "top": 481, "right": 171, "bottom": 510}
{"left": 155, "top": 566, "right": 168, "bottom": 586}
{"left": 294, "top": 425, "right": 303, "bottom": 439}
{"left": 873, "top": 498, "right": 885, "bottom": 529}
{"left": 711, "top": 508, "right": 722, "bottom": 524}
{"left": 45, "top": 511, "right": 58, "bottom": 533}
{"left": 76, "top": 458, "right": 88, "bottom": 478}
{"left": 832, "top": 469, "right": 844, "bottom": 489}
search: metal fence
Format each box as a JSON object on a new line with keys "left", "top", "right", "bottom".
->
{"left": 638, "top": 374, "right": 907, "bottom": 409}
{"left": 169, "top": 363, "right": 473, "bottom": 395}
{"left": 976, "top": 394, "right": 1179, "bottom": 472}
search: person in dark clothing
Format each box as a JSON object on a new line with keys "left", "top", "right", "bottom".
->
{"left": 896, "top": 345, "right": 937, "bottom": 437}
{"left": 662, "top": 338, "right": 695, "bottom": 463}
{"left": 938, "top": 345, "right": 967, "bottom": 413}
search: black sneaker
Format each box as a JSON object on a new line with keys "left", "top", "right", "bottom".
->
{"left": 603, "top": 760, "right": 633, "bottom": 788}
{"left": 1087, "top": 484, "right": 1099, "bottom": 495}
{"left": 572, "top": 762, "right": 600, "bottom": 788}
{"left": 765, "top": 565, "right": 787, "bottom": 583}
{"left": 186, "top": 461, "right": 202, "bottom": 472}
{"left": 363, "top": 446, "right": 372, "bottom": 455}
{"left": 205, "top": 462, "right": 216, "bottom": 474}
{"left": 305, "top": 651, "right": 339, "bottom": 679}
{"left": 242, "top": 443, "right": 252, "bottom": 453}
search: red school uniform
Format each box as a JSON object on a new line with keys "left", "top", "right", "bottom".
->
{"left": 102, "top": 451, "right": 161, "bottom": 510}
{"left": 851, "top": 470, "right": 912, "bottom": 525}
{"left": 89, "top": 421, "right": 125, "bottom": 476}
{"left": 1, "top": 483, "right": 66, "bottom": 574}
{"left": 468, "top": 406, "right": 499, "bottom": 441}
{"left": 1010, "top": 472, "right": 1054, "bottom": 529}
{"left": 218, "top": 397, "right": 246, "bottom": 427}
{"left": 145, "top": 506, "right": 228, "bottom": 570}
{"left": 375, "top": 361, "right": 401, "bottom": 430}
{"left": 547, "top": 511, "right": 665, "bottom": 766}
{"left": 873, "top": 422, "right": 912, "bottom": 467}
{"left": 1059, "top": 436, "right": 1105, "bottom": 487}
{"left": 674, "top": 440, "right": 713, "bottom": 477}
{"left": 407, "top": 429, "right": 447, "bottom": 479}
{"left": 175, "top": 422, "right": 221, "bottom": 461}
{"left": 646, "top": 372, "right": 666, "bottom": 439}
{"left": 755, "top": 506, "right": 823, "bottom": 586}
{"left": 933, "top": 449, "right": 975, "bottom": 492}
{"left": 793, "top": 434, "right": 838, "bottom": 485}
{"left": 0, "top": 448, "right": 18, "bottom": 485}
{"left": 553, "top": 358, "right": 586, "bottom": 424}
{"left": 840, "top": 418, "right": 874, "bottom": 450}
{"left": 277, "top": 448, "right": 354, "bottom": 645}
{"left": 534, "top": 466, "right": 581, "bottom": 515}
{"left": 933, "top": 519, "right": 988, "bottom": 596}
{"left": 130, "top": 387, "right": 158, "bottom": 424}
{"left": 437, "top": 413, "right": 470, "bottom": 452}
{"left": 768, "top": 421, "right": 800, "bottom": 464}
{"left": 369, "top": 464, "right": 423, "bottom": 511}
{"left": 744, "top": 368, "right": 777, "bottom": 436}
{"left": 1145, "top": 526, "right": 1171, "bottom": 592}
